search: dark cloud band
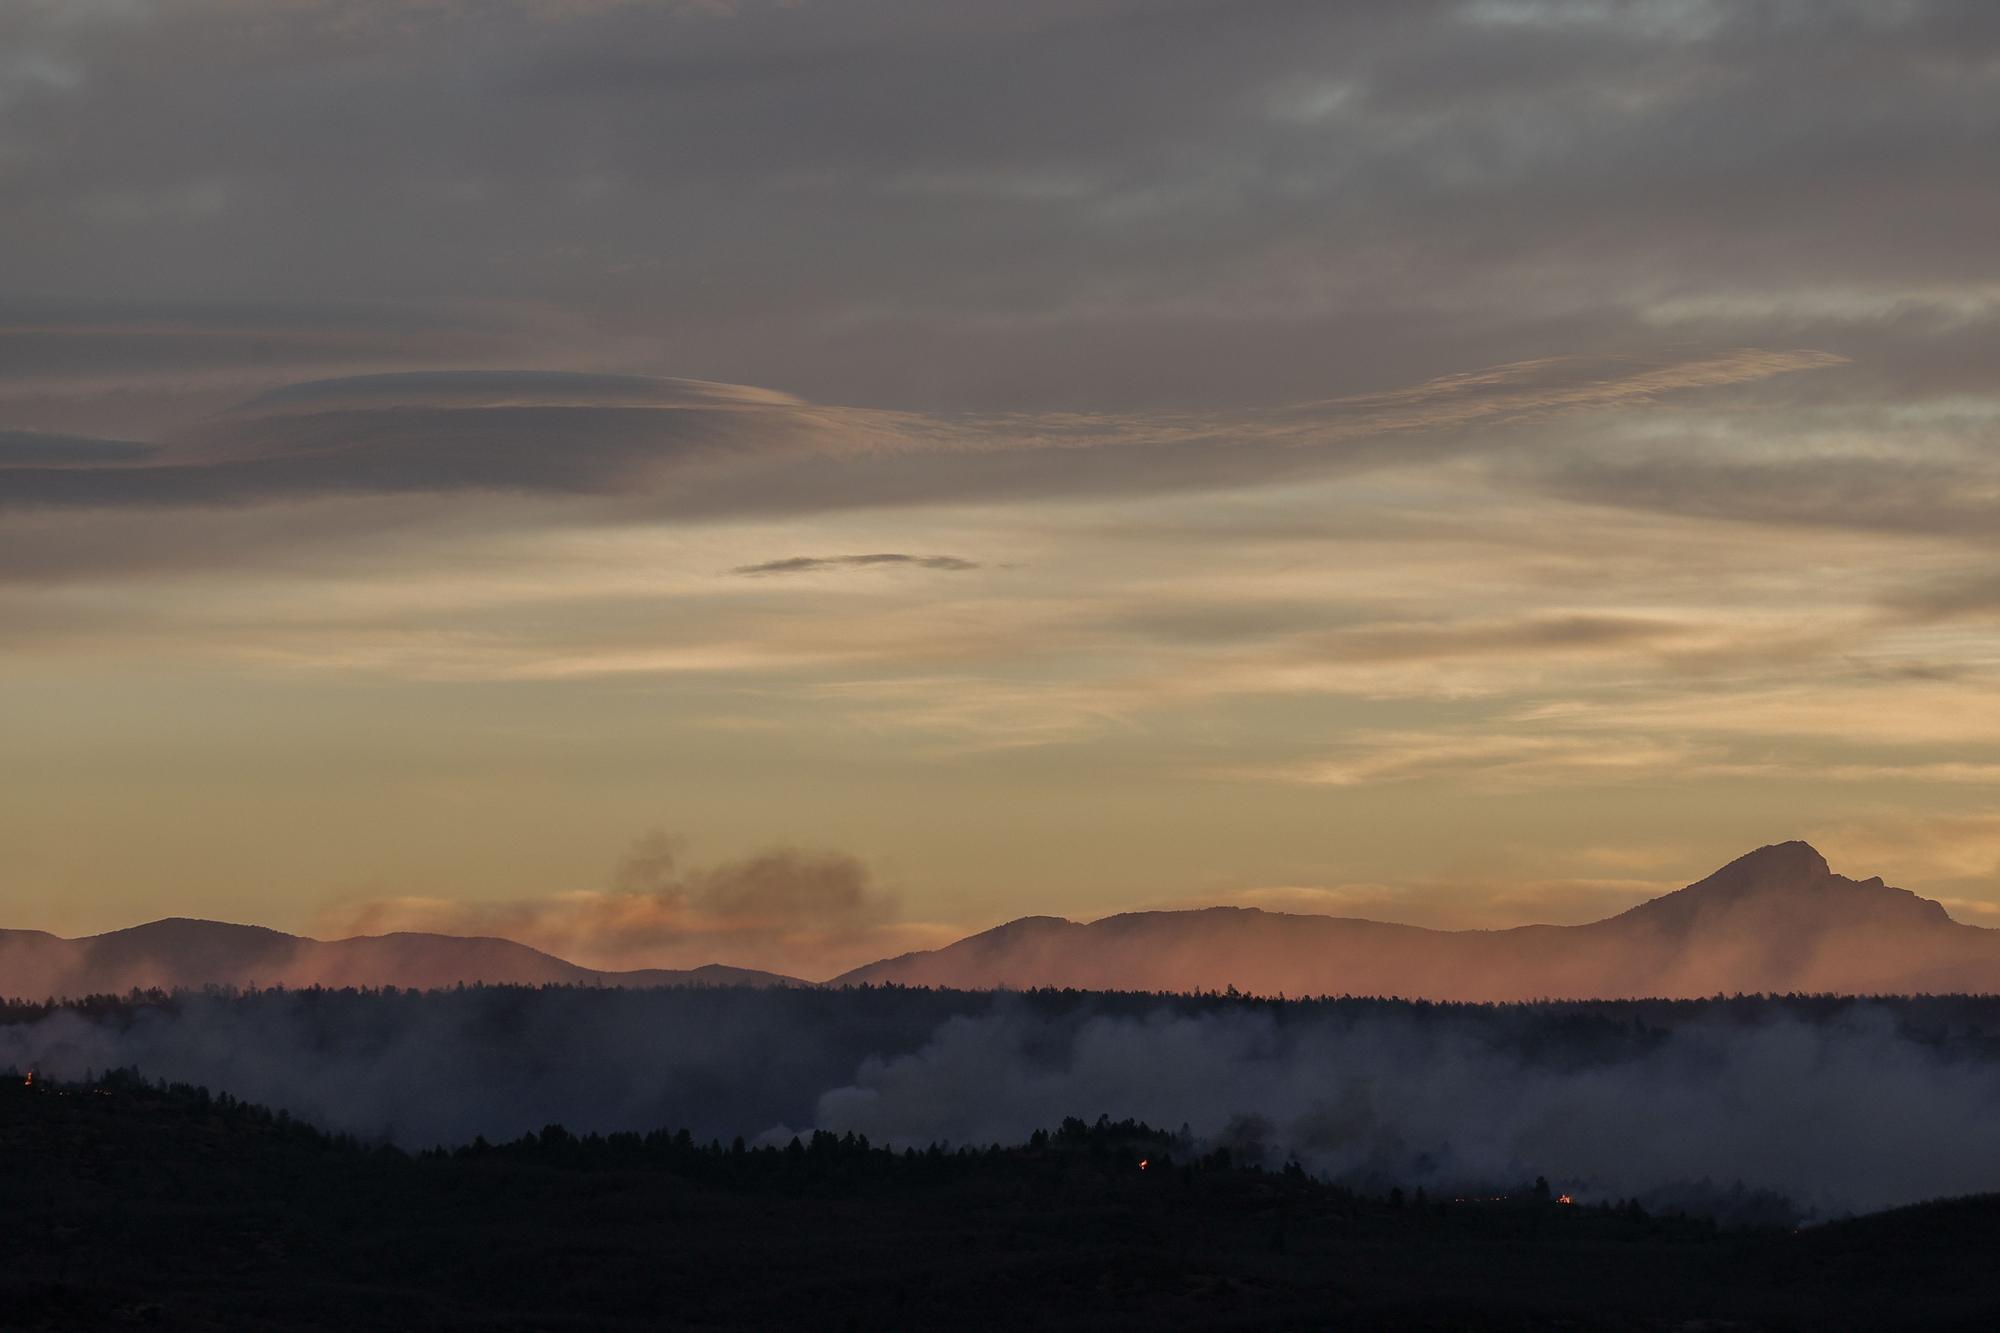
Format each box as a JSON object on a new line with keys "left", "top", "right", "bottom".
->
{"left": 732, "top": 554, "right": 981, "bottom": 576}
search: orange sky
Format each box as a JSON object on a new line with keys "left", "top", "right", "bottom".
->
{"left": 3, "top": 1, "right": 1998, "bottom": 976}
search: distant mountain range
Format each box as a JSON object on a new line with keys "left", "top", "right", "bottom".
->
{"left": 5, "top": 843, "right": 1997, "bottom": 1000}
{"left": 834, "top": 842, "right": 2000, "bottom": 999}
{"left": 0, "top": 918, "right": 798, "bottom": 998}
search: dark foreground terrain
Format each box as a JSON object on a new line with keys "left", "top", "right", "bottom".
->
{"left": 3, "top": 1073, "right": 1998, "bottom": 1331}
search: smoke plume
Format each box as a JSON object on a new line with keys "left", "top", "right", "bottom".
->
{"left": 316, "top": 833, "right": 953, "bottom": 978}
{"left": 7, "top": 988, "right": 2000, "bottom": 1219}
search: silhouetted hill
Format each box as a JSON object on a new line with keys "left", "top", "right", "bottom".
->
{"left": 10, "top": 843, "right": 1994, "bottom": 1001}
{"left": 834, "top": 842, "right": 2000, "bottom": 998}
{"left": 0, "top": 918, "right": 801, "bottom": 999}
{"left": 5, "top": 1067, "right": 1998, "bottom": 1331}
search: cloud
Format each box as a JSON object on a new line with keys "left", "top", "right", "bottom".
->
{"left": 0, "top": 350, "right": 1845, "bottom": 603}
{"left": 4, "top": 0, "right": 2000, "bottom": 940}
{"left": 316, "top": 833, "right": 957, "bottom": 979}
{"left": 731, "top": 553, "right": 981, "bottom": 576}
{"left": 1523, "top": 452, "right": 2000, "bottom": 543}
{"left": 0, "top": 299, "right": 566, "bottom": 438}
{"left": 0, "top": 350, "right": 1838, "bottom": 510}
{"left": 1882, "top": 571, "right": 2000, "bottom": 623}
{"left": 0, "top": 372, "right": 810, "bottom": 510}
{"left": 0, "top": 0, "right": 1990, "bottom": 426}
{"left": 1116, "top": 606, "right": 1861, "bottom": 711}
{"left": 1232, "top": 730, "right": 1720, "bottom": 789}
{"left": 1237, "top": 726, "right": 2000, "bottom": 795}
{"left": 1304, "top": 612, "right": 1682, "bottom": 663}
{"left": 0, "top": 429, "right": 156, "bottom": 466}
{"left": 1516, "top": 680, "right": 2000, "bottom": 748}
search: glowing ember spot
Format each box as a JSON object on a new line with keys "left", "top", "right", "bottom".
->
{"left": 1557, "top": 1194, "right": 1574, "bottom": 1205}
{"left": 1138, "top": 1159, "right": 1149, "bottom": 1171}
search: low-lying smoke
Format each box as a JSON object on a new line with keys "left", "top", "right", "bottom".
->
{"left": 6, "top": 988, "right": 1998, "bottom": 1219}
{"left": 314, "top": 833, "right": 944, "bottom": 977}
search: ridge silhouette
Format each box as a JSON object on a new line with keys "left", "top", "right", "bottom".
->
{"left": 834, "top": 841, "right": 1993, "bottom": 998}
{"left": 0, "top": 918, "right": 802, "bottom": 998}
{"left": 2, "top": 843, "right": 1990, "bottom": 999}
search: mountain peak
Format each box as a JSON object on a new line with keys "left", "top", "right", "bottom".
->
{"left": 1702, "top": 840, "right": 1831, "bottom": 890}
{"left": 1599, "top": 841, "right": 1836, "bottom": 921}
{"left": 1614, "top": 839, "right": 1955, "bottom": 941}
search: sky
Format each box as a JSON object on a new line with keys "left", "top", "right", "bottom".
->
{"left": 3, "top": 0, "right": 1999, "bottom": 978}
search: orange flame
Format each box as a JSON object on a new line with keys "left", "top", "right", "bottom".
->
{"left": 1557, "top": 1193, "right": 1573, "bottom": 1205}
{"left": 1138, "top": 1159, "right": 1149, "bottom": 1171}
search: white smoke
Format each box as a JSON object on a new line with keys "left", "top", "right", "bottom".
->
{"left": 4, "top": 989, "right": 1998, "bottom": 1217}
{"left": 814, "top": 1001, "right": 2000, "bottom": 1215}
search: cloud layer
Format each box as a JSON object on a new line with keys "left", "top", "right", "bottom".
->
{"left": 3, "top": 0, "right": 1999, "bottom": 946}
{"left": 732, "top": 554, "right": 981, "bottom": 576}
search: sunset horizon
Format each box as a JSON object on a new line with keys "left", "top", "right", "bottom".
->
{"left": 6, "top": 3, "right": 1999, "bottom": 1327}
{"left": 7, "top": 5, "right": 2000, "bottom": 984}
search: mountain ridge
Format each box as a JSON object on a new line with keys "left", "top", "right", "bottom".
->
{"left": 832, "top": 841, "right": 1999, "bottom": 998}
{"left": 0, "top": 917, "right": 804, "bottom": 999}
{"left": 4, "top": 842, "right": 1993, "bottom": 1000}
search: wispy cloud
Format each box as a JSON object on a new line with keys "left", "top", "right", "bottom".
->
{"left": 1517, "top": 680, "right": 2000, "bottom": 748}
{"left": 731, "top": 553, "right": 981, "bottom": 576}
{"left": 1228, "top": 731, "right": 1720, "bottom": 790}
{"left": 0, "top": 350, "right": 1842, "bottom": 520}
